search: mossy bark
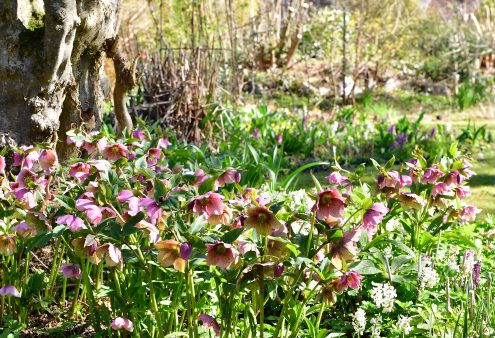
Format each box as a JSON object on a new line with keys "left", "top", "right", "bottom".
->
{"left": 0, "top": 0, "right": 120, "bottom": 153}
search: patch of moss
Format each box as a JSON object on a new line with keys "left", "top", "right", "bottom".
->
{"left": 19, "top": 12, "right": 44, "bottom": 59}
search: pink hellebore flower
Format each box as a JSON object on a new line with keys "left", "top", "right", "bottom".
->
{"left": 377, "top": 171, "right": 401, "bottom": 190}
{"left": 139, "top": 198, "right": 162, "bottom": 224}
{"left": 118, "top": 191, "right": 141, "bottom": 217}
{"left": 206, "top": 241, "right": 237, "bottom": 269}
{"left": 422, "top": 167, "right": 444, "bottom": 184}
{"left": 69, "top": 162, "right": 91, "bottom": 182}
{"left": 110, "top": 317, "right": 134, "bottom": 332}
{"left": 101, "top": 143, "right": 128, "bottom": 161}
{"left": 11, "top": 221, "right": 36, "bottom": 237}
{"left": 237, "top": 241, "right": 259, "bottom": 255}
{"left": 0, "top": 155, "right": 5, "bottom": 174}
{"left": 334, "top": 271, "right": 364, "bottom": 292}
{"left": 198, "top": 314, "right": 221, "bottom": 336}
{"left": 158, "top": 137, "right": 171, "bottom": 149}
{"left": 312, "top": 189, "right": 346, "bottom": 226}
{"left": 276, "top": 134, "right": 283, "bottom": 145}
{"left": 96, "top": 243, "right": 123, "bottom": 268}
{"left": 146, "top": 147, "right": 162, "bottom": 167}
{"left": 0, "top": 285, "right": 21, "bottom": 298}
{"left": 16, "top": 169, "right": 38, "bottom": 189}
{"left": 13, "top": 146, "right": 39, "bottom": 169}
{"left": 59, "top": 264, "right": 81, "bottom": 279}
{"left": 362, "top": 202, "right": 388, "bottom": 237}
{"left": 459, "top": 205, "right": 480, "bottom": 223}
{"left": 56, "top": 215, "right": 87, "bottom": 232}
{"left": 326, "top": 171, "right": 350, "bottom": 186}
{"left": 446, "top": 170, "right": 466, "bottom": 186}
{"left": 455, "top": 186, "right": 471, "bottom": 199}
{"left": 191, "top": 192, "right": 225, "bottom": 217}
{"left": 135, "top": 220, "right": 161, "bottom": 244}
{"left": 216, "top": 168, "right": 241, "bottom": 187}
{"left": 193, "top": 169, "right": 211, "bottom": 187}
{"left": 133, "top": 129, "right": 146, "bottom": 141}
{"left": 432, "top": 182, "right": 453, "bottom": 197}
{"left": 39, "top": 149, "right": 58, "bottom": 174}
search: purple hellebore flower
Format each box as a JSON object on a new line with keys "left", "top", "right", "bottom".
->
{"left": 253, "top": 128, "right": 260, "bottom": 139}
{"left": 110, "top": 317, "right": 134, "bottom": 332}
{"left": 56, "top": 215, "right": 87, "bottom": 232}
{"left": 473, "top": 262, "right": 482, "bottom": 287}
{"left": 0, "top": 285, "right": 21, "bottom": 297}
{"left": 59, "top": 263, "right": 82, "bottom": 279}
{"left": 198, "top": 314, "right": 220, "bottom": 336}
{"left": 179, "top": 242, "right": 193, "bottom": 260}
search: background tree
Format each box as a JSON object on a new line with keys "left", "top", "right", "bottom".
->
{"left": 0, "top": 0, "right": 121, "bottom": 153}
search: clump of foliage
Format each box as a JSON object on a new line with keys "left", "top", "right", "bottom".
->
{"left": 0, "top": 121, "right": 492, "bottom": 337}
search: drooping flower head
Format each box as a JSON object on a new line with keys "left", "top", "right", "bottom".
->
{"left": 191, "top": 192, "right": 225, "bottom": 217}
{"left": 216, "top": 168, "right": 241, "bottom": 187}
{"left": 312, "top": 189, "right": 346, "bottom": 226}
{"left": 333, "top": 271, "right": 364, "bottom": 292}
{"left": 206, "top": 241, "right": 237, "bottom": 269}
{"left": 39, "top": 149, "right": 58, "bottom": 174}
{"left": 146, "top": 147, "right": 162, "bottom": 167}
{"left": 362, "top": 203, "right": 388, "bottom": 238}
{"left": 96, "top": 243, "right": 123, "bottom": 268}
{"left": 422, "top": 167, "right": 444, "bottom": 184}
{"left": 325, "top": 171, "right": 350, "bottom": 186}
{"left": 56, "top": 215, "right": 87, "bottom": 232}
{"left": 155, "top": 240, "right": 187, "bottom": 272}
{"left": 0, "top": 234, "right": 16, "bottom": 256}
{"left": 110, "top": 317, "right": 134, "bottom": 332}
{"left": 244, "top": 205, "right": 282, "bottom": 236}
{"left": 198, "top": 314, "right": 220, "bottom": 336}
{"left": 0, "top": 285, "right": 21, "bottom": 297}
{"left": 59, "top": 263, "right": 82, "bottom": 279}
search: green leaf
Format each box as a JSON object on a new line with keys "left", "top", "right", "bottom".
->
{"left": 154, "top": 178, "right": 167, "bottom": 199}
{"left": 198, "top": 177, "right": 217, "bottom": 195}
{"left": 220, "top": 228, "right": 245, "bottom": 244}
{"left": 350, "top": 259, "right": 382, "bottom": 275}
{"left": 122, "top": 212, "right": 146, "bottom": 236}
{"left": 27, "top": 225, "right": 66, "bottom": 250}
{"left": 280, "top": 162, "right": 329, "bottom": 190}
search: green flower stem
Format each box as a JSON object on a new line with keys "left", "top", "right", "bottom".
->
{"left": 82, "top": 261, "right": 100, "bottom": 330}
{"left": 273, "top": 267, "right": 305, "bottom": 337}
{"left": 69, "top": 276, "right": 82, "bottom": 319}
{"left": 259, "top": 281, "right": 265, "bottom": 338}
{"left": 46, "top": 239, "right": 62, "bottom": 297}
{"left": 61, "top": 277, "right": 67, "bottom": 307}
{"left": 316, "top": 302, "right": 326, "bottom": 330}
{"left": 147, "top": 264, "right": 164, "bottom": 335}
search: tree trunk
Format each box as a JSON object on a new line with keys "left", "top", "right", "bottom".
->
{"left": 0, "top": 0, "right": 120, "bottom": 154}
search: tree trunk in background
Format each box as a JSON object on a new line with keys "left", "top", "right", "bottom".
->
{"left": 0, "top": 0, "right": 120, "bottom": 154}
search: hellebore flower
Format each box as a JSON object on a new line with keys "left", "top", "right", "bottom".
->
{"left": 0, "top": 285, "right": 21, "bottom": 298}
{"left": 69, "top": 162, "right": 91, "bottom": 182}
{"left": 13, "top": 147, "right": 39, "bottom": 169}
{"left": 312, "top": 189, "right": 346, "bottom": 226}
{"left": 397, "top": 193, "right": 425, "bottom": 210}
{"left": 96, "top": 243, "right": 123, "bottom": 268}
{"left": 11, "top": 221, "right": 36, "bottom": 237}
{"left": 101, "top": 143, "right": 128, "bottom": 161}
{"left": 56, "top": 215, "right": 87, "bottom": 232}
{"left": 39, "top": 149, "right": 58, "bottom": 174}
{"left": 110, "top": 317, "right": 134, "bottom": 332}
{"left": 133, "top": 129, "right": 146, "bottom": 141}
{"left": 193, "top": 169, "right": 211, "bottom": 187}
{"left": 59, "top": 264, "right": 81, "bottom": 279}
{"left": 454, "top": 186, "right": 471, "bottom": 199}
{"left": 16, "top": 169, "right": 38, "bottom": 189}
{"left": 206, "top": 241, "right": 237, "bottom": 269}
{"left": 158, "top": 137, "right": 171, "bottom": 149}
{"left": 244, "top": 205, "right": 282, "bottom": 236}
{"left": 180, "top": 242, "right": 193, "bottom": 260}
{"left": 422, "top": 167, "right": 444, "bottom": 184}
{"left": 155, "top": 240, "right": 187, "bottom": 272}
{"left": 253, "top": 128, "right": 260, "bottom": 139}
{"left": 328, "top": 229, "right": 360, "bottom": 270}
{"left": 446, "top": 170, "right": 466, "bottom": 186}
{"left": 333, "top": 271, "right": 364, "bottom": 292}
{"left": 432, "top": 182, "right": 453, "bottom": 197}
{"left": 326, "top": 171, "right": 350, "bottom": 186}
{"left": 207, "top": 206, "right": 233, "bottom": 226}
{"left": 277, "top": 134, "right": 283, "bottom": 145}
{"left": 139, "top": 198, "right": 162, "bottom": 224}
{"left": 216, "top": 168, "right": 241, "bottom": 187}
{"left": 198, "top": 314, "right": 220, "bottom": 336}
{"left": 237, "top": 241, "right": 259, "bottom": 256}
{"left": 135, "top": 220, "right": 161, "bottom": 243}
{"left": 362, "top": 203, "right": 388, "bottom": 237}
{"left": 459, "top": 205, "right": 480, "bottom": 223}
{"left": 0, "top": 155, "right": 5, "bottom": 174}
{"left": 146, "top": 147, "right": 162, "bottom": 167}
{"left": 191, "top": 192, "right": 225, "bottom": 217}
{"left": 0, "top": 234, "right": 16, "bottom": 256}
